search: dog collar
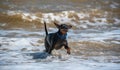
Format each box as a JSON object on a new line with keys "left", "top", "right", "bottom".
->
{"left": 57, "top": 32, "right": 67, "bottom": 40}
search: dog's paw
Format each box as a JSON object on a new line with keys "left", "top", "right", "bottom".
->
{"left": 67, "top": 49, "right": 71, "bottom": 54}
{"left": 66, "top": 48, "right": 71, "bottom": 54}
{"left": 67, "top": 51, "right": 70, "bottom": 54}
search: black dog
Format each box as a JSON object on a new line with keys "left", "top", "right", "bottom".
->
{"left": 44, "top": 21, "right": 72, "bottom": 54}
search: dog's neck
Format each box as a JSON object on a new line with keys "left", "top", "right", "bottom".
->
{"left": 57, "top": 30, "right": 67, "bottom": 40}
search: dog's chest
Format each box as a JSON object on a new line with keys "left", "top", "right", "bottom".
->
{"left": 54, "top": 40, "right": 67, "bottom": 50}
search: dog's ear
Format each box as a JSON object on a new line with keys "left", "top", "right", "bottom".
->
{"left": 54, "top": 22, "right": 60, "bottom": 28}
{"left": 68, "top": 25, "right": 72, "bottom": 29}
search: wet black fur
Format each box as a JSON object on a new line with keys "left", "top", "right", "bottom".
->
{"left": 44, "top": 22, "right": 71, "bottom": 54}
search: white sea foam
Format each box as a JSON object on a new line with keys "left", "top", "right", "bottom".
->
{"left": 5, "top": 10, "right": 120, "bottom": 30}
{"left": 0, "top": 56, "right": 120, "bottom": 70}
{"left": 0, "top": 37, "right": 44, "bottom": 51}
{"left": 78, "top": 13, "right": 89, "bottom": 19}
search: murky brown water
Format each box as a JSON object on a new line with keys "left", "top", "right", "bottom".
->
{"left": 0, "top": 0, "right": 120, "bottom": 12}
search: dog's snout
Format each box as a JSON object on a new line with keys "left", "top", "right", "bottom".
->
{"left": 62, "top": 29, "right": 68, "bottom": 32}
{"left": 60, "top": 24, "right": 69, "bottom": 29}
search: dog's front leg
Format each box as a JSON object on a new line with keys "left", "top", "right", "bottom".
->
{"left": 64, "top": 40, "right": 71, "bottom": 54}
{"left": 48, "top": 46, "right": 54, "bottom": 54}
{"left": 65, "top": 45, "right": 71, "bottom": 54}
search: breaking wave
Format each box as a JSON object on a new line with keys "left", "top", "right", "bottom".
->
{"left": 0, "top": 10, "right": 120, "bottom": 29}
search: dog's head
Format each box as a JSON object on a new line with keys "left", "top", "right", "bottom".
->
{"left": 54, "top": 22, "right": 72, "bottom": 34}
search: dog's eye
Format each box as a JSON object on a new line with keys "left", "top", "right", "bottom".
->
{"left": 61, "top": 25, "right": 68, "bottom": 29}
{"left": 61, "top": 25, "right": 65, "bottom": 27}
